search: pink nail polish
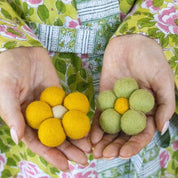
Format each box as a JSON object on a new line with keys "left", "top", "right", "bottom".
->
{"left": 161, "top": 121, "right": 169, "bottom": 135}
{"left": 10, "top": 127, "right": 18, "bottom": 144}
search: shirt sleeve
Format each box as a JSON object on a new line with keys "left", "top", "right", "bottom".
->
{"left": 0, "top": 1, "right": 42, "bottom": 53}
{"left": 114, "top": 0, "right": 178, "bottom": 112}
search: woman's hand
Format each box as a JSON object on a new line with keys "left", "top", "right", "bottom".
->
{"left": 90, "top": 34, "right": 175, "bottom": 159}
{"left": 0, "top": 47, "right": 90, "bottom": 171}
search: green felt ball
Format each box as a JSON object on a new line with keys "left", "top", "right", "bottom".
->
{"left": 96, "top": 90, "right": 117, "bottom": 111}
{"left": 113, "top": 78, "right": 139, "bottom": 98}
{"left": 129, "top": 89, "right": 154, "bottom": 113}
{"left": 121, "top": 110, "right": 146, "bottom": 135}
{"left": 99, "top": 109, "right": 121, "bottom": 134}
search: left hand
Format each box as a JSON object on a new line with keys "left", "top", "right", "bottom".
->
{"left": 90, "top": 34, "right": 175, "bottom": 159}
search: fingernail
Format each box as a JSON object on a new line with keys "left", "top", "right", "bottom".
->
{"left": 161, "top": 121, "right": 169, "bottom": 135}
{"left": 10, "top": 127, "right": 18, "bottom": 145}
{"left": 86, "top": 151, "right": 92, "bottom": 154}
{"left": 82, "top": 162, "right": 89, "bottom": 167}
{"left": 63, "top": 168, "right": 70, "bottom": 172}
{"left": 119, "top": 156, "right": 130, "bottom": 160}
{"left": 94, "top": 157, "right": 102, "bottom": 160}
{"left": 103, "top": 157, "right": 115, "bottom": 160}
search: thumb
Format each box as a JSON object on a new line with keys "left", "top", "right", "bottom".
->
{"left": 153, "top": 75, "right": 175, "bottom": 135}
{"left": 0, "top": 86, "right": 25, "bottom": 144}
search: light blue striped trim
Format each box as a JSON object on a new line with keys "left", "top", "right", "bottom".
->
{"left": 169, "top": 113, "right": 178, "bottom": 139}
{"left": 138, "top": 157, "right": 160, "bottom": 177}
{"left": 33, "top": 0, "right": 121, "bottom": 54}
{"left": 131, "top": 155, "right": 143, "bottom": 173}
{"left": 76, "top": 0, "right": 120, "bottom": 22}
{"left": 37, "top": 24, "right": 60, "bottom": 52}
{"left": 36, "top": 24, "right": 97, "bottom": 54}
{"left": 75, "top": 26, "right": 96, "bottom": 54}
{"left": 152, "top": 114, "right": 178, "bottom": 147}
{"left": 96, "top": 158, "right": 129, "bottom": 173}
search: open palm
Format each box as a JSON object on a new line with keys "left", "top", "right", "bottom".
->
{"left": 0, "top": 47, "right": 90, "bottom": 171}
{"left": 90, "top": 34, "right": 175, "bottom": 159}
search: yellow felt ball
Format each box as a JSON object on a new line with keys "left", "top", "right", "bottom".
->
{"left": 38, "top": 118, "right": 66, "bottom": 147}
{"left": 40, "top": 86, "right": 66, "bottom": 107}
{"left": 62, "top": 110, "right": 90, "bottom": 139}
{"left": 25, "top": 101, "right": 53, "bottom": 129}
{"left": 64, "top": 92, "right": 89, "bottom": 113}
{"left": 114, "top": 98, "right": 129, "bottom": 114}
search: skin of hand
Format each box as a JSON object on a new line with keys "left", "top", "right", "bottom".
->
{"left": 90, "top": 34, "right": 175, "bottom": 160}
{"left": 0, "top": 47, "right": 91, "bottom": 171}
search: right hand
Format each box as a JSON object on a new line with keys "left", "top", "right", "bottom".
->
{"left": 0, "top": 47, "right": 90, "bottom": 171}
{"left": 90, "top": 35, "right": 175, "bottom": 159}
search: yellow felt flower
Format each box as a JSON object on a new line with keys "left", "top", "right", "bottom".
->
{"left": 25, "top": 86, "right": 90, "bottom": 147}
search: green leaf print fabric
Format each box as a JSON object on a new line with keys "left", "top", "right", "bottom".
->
{"left": 0, "top": 1, "right": 42, "bottom": 52}
{"left": 0, "top": 0, "right": 177, "bottom": 177}
{"left": 115, "top": 0, "right": 178, "bottom": 105}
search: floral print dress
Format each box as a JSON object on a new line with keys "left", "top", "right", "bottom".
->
{"left": 0, "top": 0, "right": 178, "bottom": 177}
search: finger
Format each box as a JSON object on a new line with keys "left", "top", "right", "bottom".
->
{"left": 119, "top": 116, "right": 156, "bottom": 158}
{"left": 69, "top": 136, "right": 92, "bottom": 153}
{"left": 90, "top": 110, "right": 104, "bottom": 145}
{"left": 93, "top": 133, "right": 118, "bottom": 159}
{"left": 22, "top": 125, "right": 69, "bottom": 172}
{"left": 57, "top": 140, "right": 89, "bottom": 167}
{"left": 152, "top": 70, "right": 175, "bottom": 133}
{"left": 102, "top": 133, "right": 130, "bottom": 159}
{"left": 0, "top": 84, "right": 25, "bottom": 144}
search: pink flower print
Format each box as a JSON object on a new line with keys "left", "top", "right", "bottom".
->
{"left": 60, "top": 161, "right": 97, "bottom": 178}
{"left": 74, "top": 161, "right": 97, "bottom": 178}
{"left": 59, "top": 163, "right": 75, "bottom": 178}
{"left": 64, "top": 16, "right": 80, "bottom": 28}
{"left": 21, "top": 24, "right": 39, "bottom": 40}
{"left": 0, "top": 153, "right": 6, "bottom": 174}
{"left": 159, "top": 150, "right": 170, "bottom": 168}
{"left": 23, "top": 0, "right": 43, "bottom": 7}
{"left": 81, "top": 54, "right": 89, "bottom": 59}
{"left": 0, "top": 25, "right": 26, "bottom": 40}
{"left": 76, "top": 170, "right": 97, "bottom": 178}
{"left": 78, "top": 18, "right": 81, "bottom": 26}
{"left": 28, "top": 0, "right": 42, "bottom": 4}
{"left": 154, "top": 6, "right": 178, "bottom": 35}
{"left": 19, "top": 161, "right": 39, "bottom": 177}
{"left": 76, "top": 54, "right": 89, "bottom": 68}
{"left": 48, "top": 51, "right": 55, "bottom": 57}
{"left": 173, "top": 140, "right": 178, "bottom": 151}
{"left": 17, "top": 161, "right": 50, "bottom": 178}
{"left": 82, "top": 61, "right": 87, "bottom": 68}
{"left": 69, "top": 21, "right": 78, "bottom": 28}
{"left": 60, "top": 172, "right": 71, "bottom": 178}
{"left": 90, "top": 162, "right": 96, "bottom": 168}
{"left": 69, "top": 163, "right": 75, "bottom": 171}
{"left": 61, "top": 0, "right": 72, "bottom": 4}
{"left": 81, "top": 58, "right": 91, "bottom": 71}
{"left": 142, "top": 0, "right": 160, "bottom": 12}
